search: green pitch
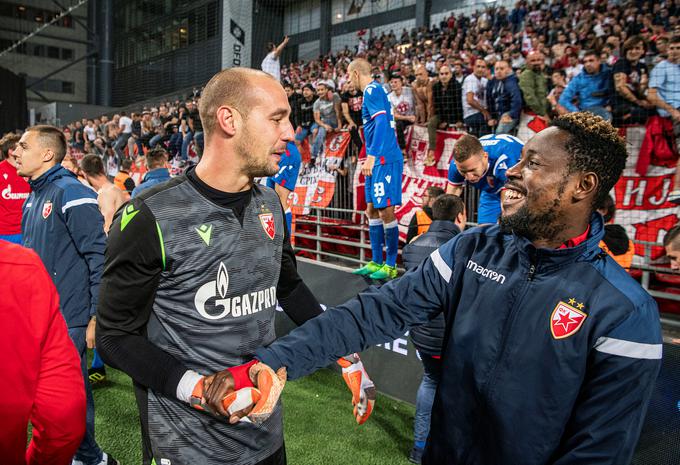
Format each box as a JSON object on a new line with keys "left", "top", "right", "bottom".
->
{"left": 92, "top": 366, "right": 416, "bottom": 464}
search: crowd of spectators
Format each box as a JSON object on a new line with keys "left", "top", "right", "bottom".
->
{"left": 274, "top": 0, "right": 680, "bottom": 198}
{"left": 50, "top": 0, "right": 680, "bottom": 201}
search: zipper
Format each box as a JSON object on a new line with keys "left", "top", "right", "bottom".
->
{"left": 483, "top": 258, "right": 538, "bottom": 396}
{"left": 527, "top": 264, "right": 536, "bottom": 281}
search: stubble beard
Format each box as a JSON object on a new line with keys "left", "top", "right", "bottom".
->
{"left": 236, "top": 128, "right": 278, "bottom": 179}
{"left": 499, "top": 183, "right": 569, "bottom": 243}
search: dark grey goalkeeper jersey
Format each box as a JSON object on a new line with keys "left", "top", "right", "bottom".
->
{"left": 141, "top": 177, "right": 284, "bottom": 464}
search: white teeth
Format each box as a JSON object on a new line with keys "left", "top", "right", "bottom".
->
{"left": 505, "top": 190, "right": 525, "bottom": 200}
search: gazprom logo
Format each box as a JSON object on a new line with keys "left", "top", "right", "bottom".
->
{"left": 466, "top": 260, "right": 506, "bottom": 284}
{"left": 194, "top": 262, "right": 276, "bottom": 320}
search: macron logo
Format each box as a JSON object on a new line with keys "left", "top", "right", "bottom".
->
{"left": 466, "top": 260, "right": 506, "bottom": 284}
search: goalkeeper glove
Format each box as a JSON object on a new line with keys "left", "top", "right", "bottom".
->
{"left": 337, "top": 353, "right": 376, "bottom": 424}
{"left": 190, "top": 360, "right": 286, "bottom": 424}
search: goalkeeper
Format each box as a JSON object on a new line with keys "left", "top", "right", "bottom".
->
{"left": 96, "top": 68, "right": 374, "bottom": 465}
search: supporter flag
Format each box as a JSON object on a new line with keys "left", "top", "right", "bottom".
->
{"left": 612, "top": 126, "right": 678, "bottom": 263}
{"left": 292, "top": 131, "right": 350, "bottom": 215}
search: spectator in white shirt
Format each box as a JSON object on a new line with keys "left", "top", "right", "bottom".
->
{"left": 113, "top": 111, "right": 133, "bottom": 158}
{"left": 83, "top": 120, "right": 97, "bottom": 142}
{"left": 388, "top": 74, "right": 417, "bottom": 151}
{"left": 462, "top": 59, "right": 491, "bottom": 137}
{"left": 261, "top": 36, "right": 289, "bottom": 82}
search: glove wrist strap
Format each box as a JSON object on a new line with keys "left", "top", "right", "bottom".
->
{"left": 227, "top": 359, "right": 259, "bottom": 390}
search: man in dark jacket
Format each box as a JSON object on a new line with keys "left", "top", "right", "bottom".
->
{"left": 15, "top": 125, "right": 117, "bottom": 465}
{"left": 402, "top": 194, "right": 466, "bottom": 464}
{"left": 426, "top": 65, "right": 464, "bottom": 163}
{"left": 487, "top": 60, "right": 522, "bottom": 134}
{"left": 245, "top": 112, "right": 661, "bottom": 465}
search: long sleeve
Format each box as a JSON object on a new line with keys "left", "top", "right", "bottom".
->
{"left": 27, "top": 270, "right": 86, "bottom": 465}
{"left": 487, "top": 80, "right": 498, "bottom": 118}
{"left": 519, "top": 70, "right": 542, "bottom": 114}
{"left": 96, "top": 199, "right": 189, "bottom": 399}
{"left": 453, "top": 81, "right": 464, "bottom": 123}
{"left": 255, "top": 240, "right": 460, "bottom": 379}
{"left": 62, "top": 186, "right": 106, "bottom": 317}
{"left": 508, "top": 78, "right": 523, "bottom": 120}
{"left": 276, "top": 205, "right": 323, "bottom": 326}
{"left": 559, "top": 77, "right": 579, "bottom": 112}
{"left": 550, "top": 298, "right": 662, "bottom": 465}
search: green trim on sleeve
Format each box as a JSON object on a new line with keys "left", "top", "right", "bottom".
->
{"left": 155, "top": 221, "right": 166, "bottom": 271}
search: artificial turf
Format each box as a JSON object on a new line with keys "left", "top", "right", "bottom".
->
{"left": 91, "top": 366, "right": 416, "bottom": 464}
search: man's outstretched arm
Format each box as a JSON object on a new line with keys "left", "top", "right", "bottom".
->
{"left": 255, "top": 243, "right": 459, "bottom": 379}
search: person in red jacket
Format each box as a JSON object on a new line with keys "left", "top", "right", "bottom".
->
{"left": 0, "top": 240, "right": 86, "bottom": 465}
{"left": 0, "top": 133, "right": 31, "bottom": 244}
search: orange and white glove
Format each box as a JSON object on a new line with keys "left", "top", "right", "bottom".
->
{"left": 337, "top": 353, "right": 376, "bottom": 424}
{"left": 189, "top": 360, "right": 286, "bottom": 424}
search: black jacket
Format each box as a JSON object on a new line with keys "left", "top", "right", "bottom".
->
{"left": 402, "top": 220, "right": 461, "bottom": 355}
{"left": 432, "top": 80, "right": 464, "bottom": 124}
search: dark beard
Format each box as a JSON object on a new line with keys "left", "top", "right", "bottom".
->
{"left": 500, "top": 179, "right": 570, "bottom": 243}
{"left": 499, "top": 202, "right": 563, "bottom": 242}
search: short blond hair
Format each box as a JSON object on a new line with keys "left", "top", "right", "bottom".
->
{"left": 452, "top": 134, "right": 484, "bottom": 162}
{"left": 199, "top": 67, "right": 276, "bottom": 137}
{"left": 28, "top": 125, "right": 67, "bottom": 163}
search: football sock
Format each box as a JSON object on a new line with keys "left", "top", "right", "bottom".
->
{"left": 368, "top": 218, "right": 384, "bottom": 264}
{"left": 384, "top": 220, "right": 399, "bottom": 267}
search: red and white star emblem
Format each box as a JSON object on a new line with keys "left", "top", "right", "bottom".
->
{"left": 42, "top": 200, "right": 53, "bottom": 219}
{"left": 550, "top": 301, "right": 587, "bottom": 339}
{"left": 259, "top": 212, "right": 275, "bottom": 240}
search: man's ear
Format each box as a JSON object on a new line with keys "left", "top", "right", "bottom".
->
{"left": 573, "top": 171, "right": 598, "bottom": 202}
{"left": 456, "top": 211, "right": 467, "bottom": 230}
{"left": 216, "top": 106, "right": 239, "bottom": 137}
{"left": 42, "top": 149, "right": 56, "bottom": 163}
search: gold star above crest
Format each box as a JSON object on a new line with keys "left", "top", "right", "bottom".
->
{"left": 568, "top": 298, "right": 576, "bottom": 305}
{"left": 577, "top": 303, "right": 585, "bottom": 310}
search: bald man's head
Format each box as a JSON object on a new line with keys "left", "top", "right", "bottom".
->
{"left": 348, "top": 58, "right": 373, "bottom": 90}
{"left": 199, "top": 67, "right": 279, "bottom": 138}
{"left": 527, "top": 51, "right": 544, "bottom": 71}
{"left": 348, "top": 58, "right": 372, "bottom": 77}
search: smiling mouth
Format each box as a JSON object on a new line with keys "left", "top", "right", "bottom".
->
{"left": 502, "top": 187, "right": 526, "bottom": 206}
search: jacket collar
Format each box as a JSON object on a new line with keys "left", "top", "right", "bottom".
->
{"left": 428, "top": 220, "right": 461, "bottom": 236}
{"left": 144, "top": 167, "right": 170, "bottom": 181}
{"left": 511, "top": 213, "right": 605, "bottom": 272}
{"left": 28, "top": 164, "right": 74, "bottom": 192}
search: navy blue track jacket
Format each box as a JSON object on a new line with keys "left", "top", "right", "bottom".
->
{"left": 22, "top": 165, "right": 105, "bottom": 328}
{"left": 256, "top": 214, "right": 662, "bottom": 464}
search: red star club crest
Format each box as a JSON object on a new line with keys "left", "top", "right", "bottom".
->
{"left": 550, "top": 300, "right": 587, "bottom": 339}
{"left": 259, "top": 212, "right": 275, "bottom": 240}
{"left": 42, "top": 200, "right": 53, "bottom": 219}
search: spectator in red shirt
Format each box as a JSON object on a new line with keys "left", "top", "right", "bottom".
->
{"left": 0, "top": 133, "right": 31, "bottom": 244}
{"left": 0, "top": 240, "right": 86, "bottom": 465}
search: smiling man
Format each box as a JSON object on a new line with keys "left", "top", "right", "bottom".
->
{"left": 235, "top": 111, "right": 662, "bottom": 464}
{"left": 446, "top": 133, "right": 524, "bottom": 224}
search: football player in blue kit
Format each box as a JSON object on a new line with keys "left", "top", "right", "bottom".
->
{"left": 267, "top": 141, "right": 301, "bottom": 233}
{"left": 446, "top": 133, "right": 524, "bottom": 224}
{"left": 350, "top": 59, "right": 404, "bottom": 280}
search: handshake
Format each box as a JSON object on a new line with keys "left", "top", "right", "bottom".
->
{"left": 188, "top": 354, "right": 376, "bottom": 425}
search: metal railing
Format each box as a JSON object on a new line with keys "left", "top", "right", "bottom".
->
{"left": 291, "top": 205, "right": 680, "bottom": 310}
